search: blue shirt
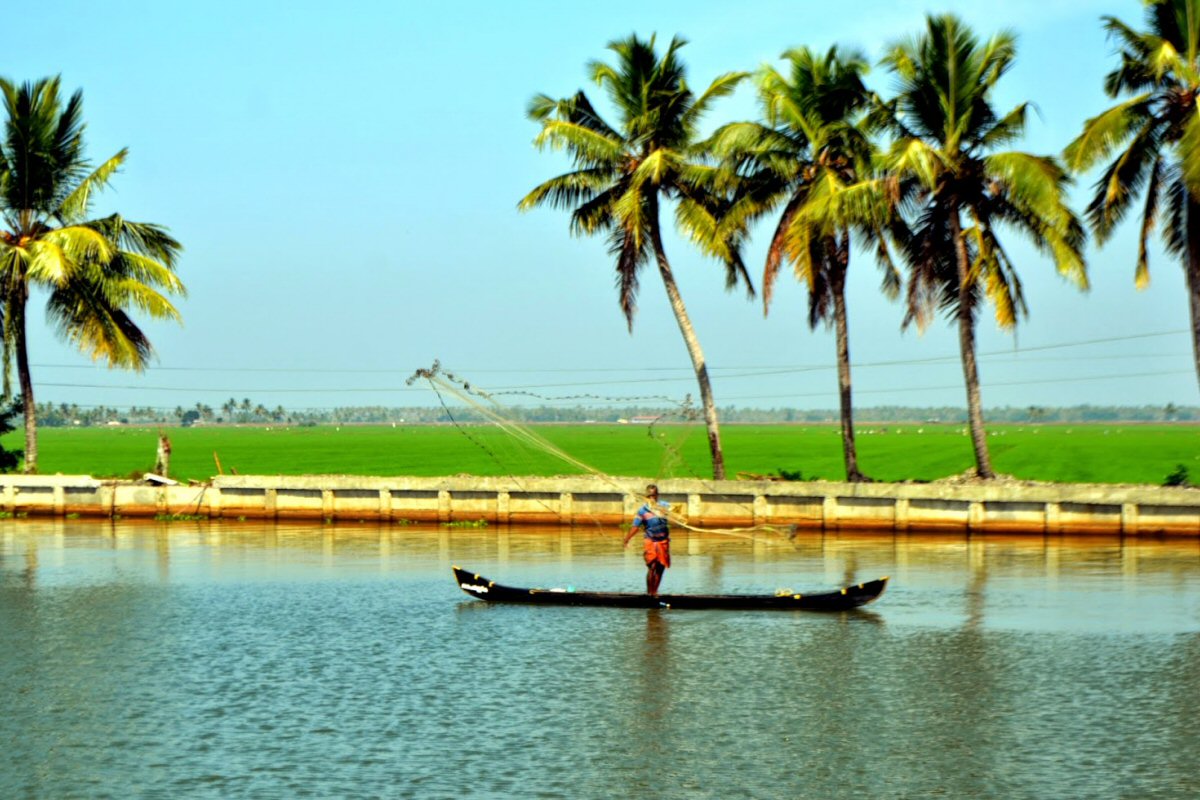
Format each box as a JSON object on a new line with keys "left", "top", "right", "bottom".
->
{"left": 632, "top": 501, "right": 670, "bottom": 541}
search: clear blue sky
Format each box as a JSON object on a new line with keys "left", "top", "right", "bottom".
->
{"left": 9, "top": 0, "right": 1197, "bottom": 413}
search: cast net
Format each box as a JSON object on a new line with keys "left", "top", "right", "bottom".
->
{"left": 406, "top": 361, "right": 797, "bottom": 543}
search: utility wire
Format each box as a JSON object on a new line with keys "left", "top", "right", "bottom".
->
{"left": 29, "top": 328, "right": 1190, "bottom": 376}
{"left": 33, "top": 359, "right": 1196, "bottom": 395}
{"left": 33, "top": 366, "right": 1196, "bottom": 408}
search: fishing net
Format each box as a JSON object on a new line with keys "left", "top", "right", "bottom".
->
{"left": 406, "top": 361, "right": 796, "bottom": 543}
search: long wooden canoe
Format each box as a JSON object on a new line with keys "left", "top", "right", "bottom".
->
{"left": 452, "top": 566, "right": 887, "bottom": 611}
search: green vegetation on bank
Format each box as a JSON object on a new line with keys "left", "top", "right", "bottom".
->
{"left": 29, "top": 401, "right": 1200, "bottom": 427}
{"left": 3, "top": 423, "right": 1196, "bottom": 486}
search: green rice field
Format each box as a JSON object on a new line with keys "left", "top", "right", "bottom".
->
{"left": 2, "top": 422, "right": 1197, "bottom": 486}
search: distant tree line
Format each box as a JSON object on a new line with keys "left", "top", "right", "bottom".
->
{"left": 32, "top": 401, "right": 1199, "bottom": 428}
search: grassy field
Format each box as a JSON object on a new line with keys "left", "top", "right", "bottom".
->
{"left": 1, "top": 422, "right": 1197, "bottom": 486}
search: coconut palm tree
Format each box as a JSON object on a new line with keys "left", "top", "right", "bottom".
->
{"left": 519, "top": 34, "right": 751, "bottom": 480}
{"left": 873, "top": 15, "right": 1087, "bottom": 478}
{"left": 0, "top": 77, "right": 184, "bottom": 473}
{"left": 1065, "top": 0, "right": 1200, "bottom": 393}
{"left": 707, "top": 46, "right": 899, "bottom": 482}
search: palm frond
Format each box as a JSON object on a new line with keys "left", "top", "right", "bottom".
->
{"left": 631, "top": 147, "right": 682, "bottom": 188}
{"left": 527, "top": 91, "right": 621, "bottom": 141}
{"left": 100, "top": 217, "right": 182, "bottom": 267}
{"left": 26, "top": 226, "right": 114, "bottom": 285}
{"left": 784, "top": 215, "right": 821, "bottom": 300}
{"left": 673, "top": 184, "right": 755, "bottom": 296}
{"left": 518, "top": 168, "right": 615, "bottom": 214}
{"left": 761, "top": 193, "right": 805, "bottom": 313}
{"left": 1177, "top": 107, "right": 1200, "bottom": 199}
{"left": 801, "top": 174, "right": 893, "bottom": 232}
{"left": 105, "top": 251, "right": 187, "bottom": 296}
{"left": 703, "top": 121, "right": 791, "bottom": 164}
{"left": 1064, "top": 94, "right": 1155, "bottom": 173}
{"left": 58, "top": 150, "right": 127, "bottom": 222}
{"left": 1136, "top": 154, "right": 1164, "bottom": 288}
{"left": 1084, "top": 120, "right": 1162, "bottom": 241}
{"left": 860, "top": 224, "right": 903, "bottom": 299}
{"left": 46, "top": 280, "right": 155, "bottom": 370}
{"left": 886, "top": 137, "right": 944, "bottom": 188}
{"left": 1150, "top": 37, "right": 1190, "bottom": 82}
{"left": 609, "top": 226, "right": 646, "bottom": 331}
{"left": 976, "top": 234, "right": 1024, "bottom": 328}
{"left": 975, "top": 103, "right": 1029, "bottom": 151}
{"left": 683, "top": 71, "right": 748, "bottom": 134}
{"left": 1162, "top": 165, "right": 1189, "bottom": 258}
{"left": 610, "top": 184, "right": 650, "bottom": 252}
{"left": 984, "top": 188, "right": 1088, "bottom": 290}
{"left": 569, "top": 185, "right": 620, "bottom": 235}
{"left": 531, "top": 119, "right": 625, "bottom": 166}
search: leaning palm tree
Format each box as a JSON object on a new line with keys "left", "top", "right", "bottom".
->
{"left": 1064, "top": 0, "right": 1200, "bottom": 393}
{"left": 708, "top": 46, "right": 898, "bottom": 482}
{"left": 0, "top": 77, "right": 184, "bottom": 472}
{"left": 875, "top": 15, "right": 1087, "bottom": 478}
{"left": 519, "top": 34, "right": 750, "bottom": 480}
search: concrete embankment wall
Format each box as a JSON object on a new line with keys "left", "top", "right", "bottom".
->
{"left": 2, "top": 474, "right": 1199, "bottom": 535}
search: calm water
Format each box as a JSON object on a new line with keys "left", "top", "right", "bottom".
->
{"left": 2, "top": 520, "right": 1199, "bottom": 799}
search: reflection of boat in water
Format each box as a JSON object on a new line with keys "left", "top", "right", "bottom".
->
{"left": 452, "top": 566, "right": 888, "bottom": 611}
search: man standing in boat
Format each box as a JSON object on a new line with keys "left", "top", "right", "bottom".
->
{"left": 624, "top": 484, "right": 670, "bottom": 596}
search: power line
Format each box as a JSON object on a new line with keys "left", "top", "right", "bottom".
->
{"left": 32, "top": 365, "right": 1196, "bottom": 403}
{"left": 29, "top": 328, "right": 1191, "bottom": 376}
{"left": 717, "top": 369, "right": 1197, "bottom": 402}
{"left": 30, "top": 349, "right": 1195, "bottom": 394}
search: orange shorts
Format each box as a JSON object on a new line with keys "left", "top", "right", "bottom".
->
{"left": 643, "top": 539, "right": 670, "bottom": 569}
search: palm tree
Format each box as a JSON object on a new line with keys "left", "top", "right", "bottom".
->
{"left": 1065, "top": 0, "right": 1200, "bottom": 393}
{"left": 708, "top": 46, "right": 898, "bottom": 482}
{"left": 0, "top": 77, "right": 184, "bottom": 473}
{"left": 519, "top": 34, "right": 751, "bottom": 480}
{"left": 874, "top": 15, "right": 1087, "bottom": 478}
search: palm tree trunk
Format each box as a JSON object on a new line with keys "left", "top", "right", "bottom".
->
{"left": 828, "top": 242, "right": 864, "bottom": 482}
{"left": 647, "top": 196, "right": 726, "bottom": 480}
{"left": 1187, "top": 195, "right": 1200, "bottom": 394}
{"left": 948, "top": 204, "right": 994, "bottom": 479}
{"left": 12, "top": 285, "right": 37, "bottom": 474}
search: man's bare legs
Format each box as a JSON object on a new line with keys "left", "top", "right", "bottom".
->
{"left": 646, "top": 562, "right": 665, "bottom": 596}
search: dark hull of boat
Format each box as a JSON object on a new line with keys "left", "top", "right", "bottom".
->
{"left": 452, "top": 566, "right": 887, "bottom": 611}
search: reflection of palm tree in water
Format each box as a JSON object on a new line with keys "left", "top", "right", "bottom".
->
{"left": 843, "top": 552, "right": 858, "bottom": 586}
{"left": 965, "top": 540, "right": 987, "bottom": 632}
{"left": 602, "top": 610, "right": 681, "bottom": 790}
{"left": 704, "top": 553, "right": 726, "bottom": 593}
{"left": 156, "top": 528, "right": 171, "bottom": 583}
{"left": 623, "top": 610, "right": 673, "bottom": 784}
{"left": 638, "top": 611, "right": 671, "bottom": 725}
{"left": 21, "top": 536, "right": 38, "bottom": 590}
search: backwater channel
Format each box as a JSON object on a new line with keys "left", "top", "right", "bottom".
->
{"left": 2, "top": 519, "right": 1199, "bottom": 799}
